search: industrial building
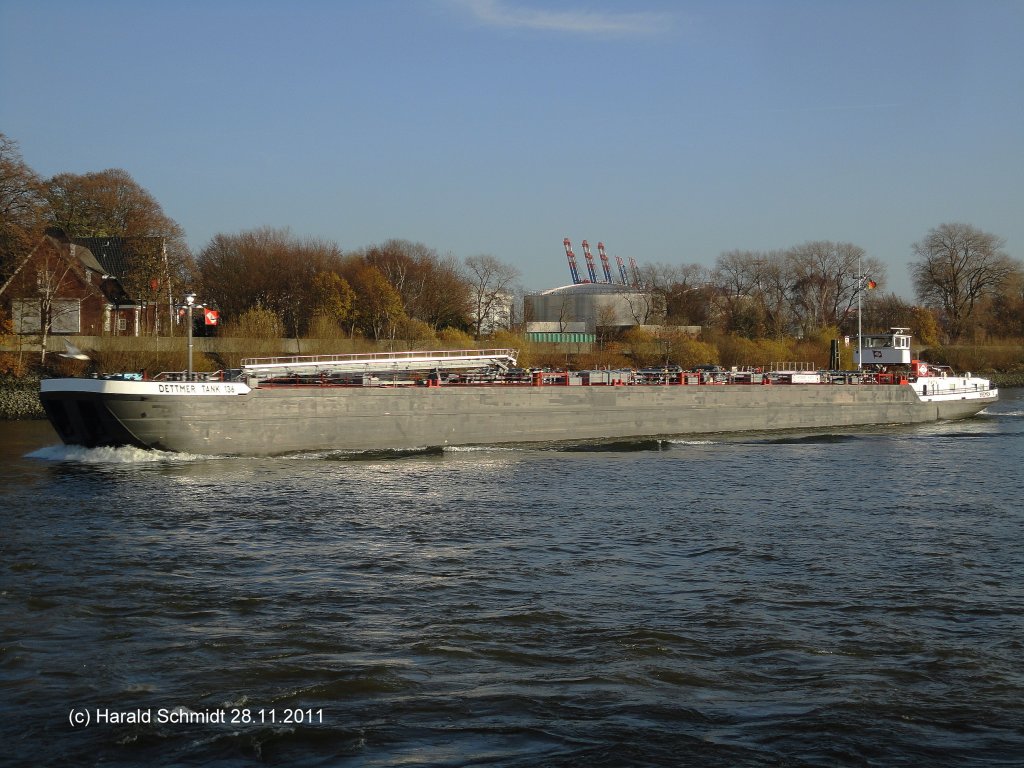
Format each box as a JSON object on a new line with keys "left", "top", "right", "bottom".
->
{"left": 525, "top": 282, "right": 661, "bottom": 333}
{"left": 524, "top": 238, "right": 663, "bottom": 335}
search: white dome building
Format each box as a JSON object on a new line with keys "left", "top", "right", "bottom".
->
{"left": 525, "top": 282, "right": 662, "bottom": 334}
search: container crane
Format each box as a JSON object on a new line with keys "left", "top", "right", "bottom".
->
{"left": 581, "top": 240, "right": 598, "bottom": 283}
{"left": 615, "top": 255, "right": 629, "bottom": 285}
{"left": 597, "top": 242, "right": 613, "bottom": 283}
{"left": 563, "top": 238, "right": 582, "bottom": 284}
{"left": 629, "top": 257, "right": 642, "bottom": 287}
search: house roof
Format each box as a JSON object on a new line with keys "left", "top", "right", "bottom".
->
{"left": 73, "top": 237, "right": 135, "bottom": 279}
{"left": 36, "top": 229, "right": 133, "bottom": 305}
{"left": 68, "top": 243, "right": 106, "bottom": 275}
{"left": 0, "top": 230, "right": 140, "bottom": 309}
{"left": 72, "top": 236, "right": 164, "bottom": 304}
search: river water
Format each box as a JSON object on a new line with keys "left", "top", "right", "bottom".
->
{"left": 2, "top": 390, "right": 1023, "bottom": 767}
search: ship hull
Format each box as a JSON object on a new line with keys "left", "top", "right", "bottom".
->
{"left": 39, "top": 379, "right": 998, "bottom": 456}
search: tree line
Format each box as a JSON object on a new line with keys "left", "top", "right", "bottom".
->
{"left": 2, "top": 131, "right": 1021, "bottom": 345}
{"left": 637, "top": 232, "right": 1022, "bottom": 343}
{"left": 199, "top": 228, "right": 519, "bottom": 341}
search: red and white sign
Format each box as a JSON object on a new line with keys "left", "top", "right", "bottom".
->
{"left": 204, "top": 309, "right": 220, "bottom": 326}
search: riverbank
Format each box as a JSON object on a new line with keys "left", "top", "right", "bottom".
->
{"left": 991, "top": 371, "right": 1024, "bottom": 388}
{"left": 0, "top": 375, "right": 44, "bottom": 420}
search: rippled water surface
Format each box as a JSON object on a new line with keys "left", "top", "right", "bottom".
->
{"left": 2, "top": 391, "right": 1023, "bottom": 767}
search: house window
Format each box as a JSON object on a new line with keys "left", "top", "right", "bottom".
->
{"left": 12, "top": 299, "right": 41, "bottom": 333}
{"left": 51, "top": 299, "right": 82, "bottom": 333}
{"left": 117, "top": 316, "right": 127, "bottom": 332}
{"left": 11, "top": 298, "right": 82, "bottom": 334}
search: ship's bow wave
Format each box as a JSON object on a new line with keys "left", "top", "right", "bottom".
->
{"left": 26, "top": 444, "right": 207, "bottom": 464}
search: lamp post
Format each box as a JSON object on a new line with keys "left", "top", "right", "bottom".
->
{"left": 184, "top": 292, "right": 196, "bottom": 380}
{"left": 857, "top": 260, "right": 863, "bottom": 371}
{"left": 853, "top": 256, "right": 875, "bottom": 372}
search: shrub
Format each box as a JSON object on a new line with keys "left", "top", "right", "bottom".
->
{"left": 306, "top": 314, "right": 346, "bottom": 339}
{"left": 438, "top": 327, "right": 476, "bottom": 348}
{"left": 671, "top": 337, "right": 720, "bottom": 370}
{"left": 224, "top": 304, "right": 284, "bottom": 339}
{"left": 575, "top": 350, "right": 633, "bottom": 370}
{"left": 925, "top": 344, "right": 1024, "bottom": 374}
{"left": 394, "top": 318, "right": 437, "bottom": 345}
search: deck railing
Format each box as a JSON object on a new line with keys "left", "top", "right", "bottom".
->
{"left": 239, "top": 348, "right": 519, "bottom": 376}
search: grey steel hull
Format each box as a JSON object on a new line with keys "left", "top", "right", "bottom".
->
{"left": 40, "top": 381, "right": 998, "bottom": 456}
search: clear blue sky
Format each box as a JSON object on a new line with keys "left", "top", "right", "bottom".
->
{"left": 2, "top": 0, "right": 1022, "bottom": 298}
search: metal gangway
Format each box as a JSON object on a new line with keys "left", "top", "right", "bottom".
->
{"left": 240, "top": 348, "right": 519, "bottom": 379}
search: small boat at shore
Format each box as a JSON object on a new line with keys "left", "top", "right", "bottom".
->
{"left": 39, "top": 329, "right": 997, "bottom": 456}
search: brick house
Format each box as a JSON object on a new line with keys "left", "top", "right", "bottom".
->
{"left": 71, "top": 235, "right": 171, "bottom": 335}
{"left": 3, "top": 228, "right": 136, "bottom": 338}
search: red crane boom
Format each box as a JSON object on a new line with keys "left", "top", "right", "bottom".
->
{"left": 581, "top": 240, "right": 598, "bottom": 283}
{"left": 615, "top": 255, "right": 629, "bottom": 285}
{"left": 597, "top": 242, "right": 613, "bottom": 283}
{"left": 563, "top": 238, "right": 582, "bottom": 284}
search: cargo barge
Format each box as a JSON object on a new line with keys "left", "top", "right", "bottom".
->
{"left": 39, "top": 330, "right": 998, "bottom": 456}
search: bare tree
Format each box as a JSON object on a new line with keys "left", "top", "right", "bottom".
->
{"left": 556, "top": 296, "right": 571, "bottom": 333}
{"left": 641, "top": 262, "right": 711, "bottom": 326}
{"left": 622, "top": 290, "right": 661, "bottom": 326}
{"left": 911, "top": 223, "right": 1019, "bottom": 340}
{"left": 464, "top": 254, "right": 519, "bottom": 339}
{"left": 711, "top": 250, "right": 768, "bottom": 336}
{"left": 359, "top": 240, "right": 471, "bottom": 330}
{"left": 9, "top": 247, "right": 77, "bottom": 363}
{"left": 755, "top": 252, "right": 791, "bottom": 338}
{"left": 981, "top": 270, "right": 1024, "bottom": 338}
{"left": 413, "top": 252, "right": 471, "bottom": 330}
{"left": 786, "top": 241, "right": 885, "bottom": 336}
{"left": 864, "top": 292, "right": 914, "bottom": 334}
{"left": 198, "top": 228, "right": 346, "bottom": 337}
{"left": 0, "top": 134, "right": 48, "bottom": 290}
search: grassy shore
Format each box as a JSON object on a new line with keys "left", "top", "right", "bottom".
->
{"left": 990, "top": 372, "right": 1024, "bottom": 389}
{"left": 0, "top": 374, "right": 45, "bottom": 420}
